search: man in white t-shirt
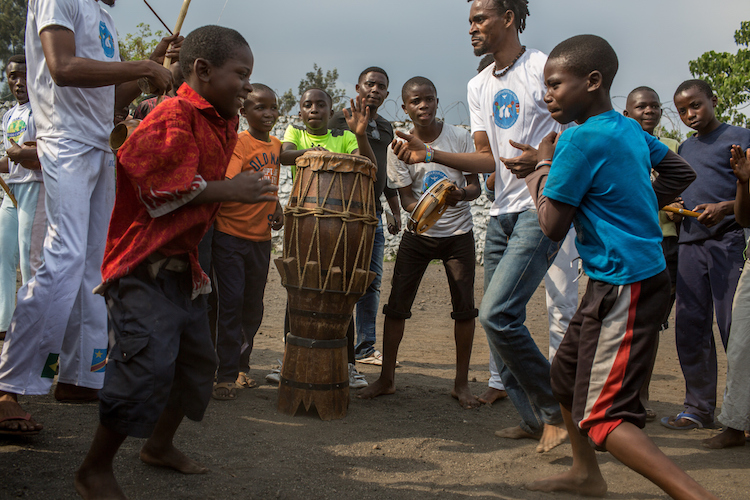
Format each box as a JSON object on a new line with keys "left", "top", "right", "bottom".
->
{"left": 0, "top": 55, "right": 45, "bottom": 342}
{"left": 392, "top": 0, "right": 568, "bottom": 452}
{"left": 0, "top": 0, "right": 177, "bottom": 435}
{"left": 359, "top": 77, "right": 482, "bottom": 408}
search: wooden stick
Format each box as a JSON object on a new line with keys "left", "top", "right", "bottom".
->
{"left": 163, "top": 0, "right": 191, "bottom": 68}
{"left": 0, "top": 176, "right": 18, "bottom": 208}
{"left": 661, "top": 205, "right": 701, "bottom": 218}
{"left": 143, "top": 0, "right": 173, "bottom": 35}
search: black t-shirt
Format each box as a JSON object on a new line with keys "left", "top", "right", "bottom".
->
{"left": 330, "top": 110, "right": 396, "bottom": 212}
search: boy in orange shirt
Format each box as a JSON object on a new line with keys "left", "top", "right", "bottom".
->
{"left": 212, "top": 84, "right": 283, "bottom": 399}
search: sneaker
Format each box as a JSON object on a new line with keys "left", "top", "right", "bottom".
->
{"left": 348, "top": 363, "right": 368, "bottom": 389}
{"left": 265, "top": 359, "right": 282, "bottom": 384}
{"left": 356, "top": 349, "right": 383, "bottom": 365}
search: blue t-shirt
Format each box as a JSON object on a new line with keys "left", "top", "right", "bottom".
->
{"left": 677, "top": 123, "right": 750, "bottom": 244}
{"left": 543, "top": 110, "right": 669, "bottom": 285}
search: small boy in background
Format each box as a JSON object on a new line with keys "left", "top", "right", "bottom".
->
{"left": 509, "top": 34, "right": 716, "bottom": 499}
{"left": 279, "top": 87, "right": 377, "bottom": 389}
{"left": 358, "top": 77, "right": 481, "bottom": 408}
{"left": 662, "top": 79, "right": 750, "bottom": 431}
{"left": 75, "top": 26, "right": 277, "bottom": 499}
{"left": 623, "top": 86, "right": 680, "bottom": 420}
{"left": 212, "top": 84, "right": 283, "bottom": 400}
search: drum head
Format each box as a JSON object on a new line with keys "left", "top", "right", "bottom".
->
{"left": 407, "top": 178, "right": 454, "bottom": 235}
{"left": 295, "top": 151, "right": 376, "bottom": 182}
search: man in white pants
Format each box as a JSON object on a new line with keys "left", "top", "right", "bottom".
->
{"left": 0, "top": 0, "right": 175, "bottom": 435}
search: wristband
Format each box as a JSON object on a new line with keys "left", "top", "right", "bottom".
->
{"left": 535, "top": 160, "right": 552, "bottom": 170}
{"left": 425, "top": 145, "right": 434, "bottom": 163}
{"left": 459, "top": 188, "right": 467, "bottom": 201}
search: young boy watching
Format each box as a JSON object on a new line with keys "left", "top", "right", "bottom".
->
{"left": 212, "top": 84, "right": 283, "bottom": 400}
{"left": 358, "top": 77, "right": 482, "bottom": 409}
{"left": 623, "top": 86, "right": 681, "bottom": 421}
{"left": 0, "top": 55, "right": 44, "bottom": 343}
{"left": 279, "top": 87, "right": 377, "bottom": 389}
{"left": 662, "top": 79, "right": 750, "bottom": 431}
{"left": 75, "top": 26, "right": 277, "bottom": 499}
{"left": 508, "top": 35, "right": 717, "bottom": 499}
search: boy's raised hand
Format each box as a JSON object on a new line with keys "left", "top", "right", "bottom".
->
{"left": 231, "top": 170, "right": 278, "bottom": 204}
{"left": 342, "top": 96, "right": 371, "bottom": 137}
{"left": 392, "top": 131, "right": 427, "bottom": 164}
{"left": 501, "top": 131, "right": 556, "bottom": 179}
{"left": 730, "top": 144, "right": 750, "bottom": 184}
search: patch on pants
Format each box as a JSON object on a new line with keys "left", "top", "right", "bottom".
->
{"left": 90, "top": 348, "right": 107, "bottom": 373}
{"left": 41, "top": 353, "right": 59, "bottom": 378}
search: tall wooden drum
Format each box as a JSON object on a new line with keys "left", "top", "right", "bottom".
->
{"left": 274, "top": 151, "right": 378, "bottom": 420}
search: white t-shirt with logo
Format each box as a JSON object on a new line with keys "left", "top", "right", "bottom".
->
{"left": 26, "top": 0, "right": 120, "bottom": 152}
{"left": 2, "top": 102, "right": 42, "bottom": 184}
{"left": 388, "top": 123, "right": 475, "bottom": 238}
{"left": 468, "top": 48, "right": 565, "bottom": 216}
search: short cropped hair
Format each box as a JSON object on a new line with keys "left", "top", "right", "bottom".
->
{"left": 180, "top": 25, "right": 250, "bottom": 78}
{"left": 5, "top": 54, "right": 25, "bottom": 74}
{"left": 359, "top": 66, "right": 389, "bottom": 86}
{"left": 401, "top": 76, "right": 437, "bottom": 102}
{"left": 548, "top": 34, "right": 619, "bottom": 90}
{"left": 674, "top": 79, "right": 714, "bottom": 100}
{"left": 628, "top": 86, "right": 659, "bottom": 101}
{"left": 301, "top": 87, "right": 333, "bottom": 107}
{"left": 468, "top": 0, "right": 530, "bottom": 33}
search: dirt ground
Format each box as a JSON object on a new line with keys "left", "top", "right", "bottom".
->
{"left": 2, "top": 257, "right": 748, "bottom": 499}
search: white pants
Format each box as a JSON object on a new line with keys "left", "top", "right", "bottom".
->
{"left": 489, "top": 227, "right": 579, "bottom": 390}
{"left": 0, "top": 139, "right": 114, "bottom": 393}
{"left": 0, "top": 181, "right": 46, "bottom": 331}
{"left": 718, "top": 261, "right": 750, "bottom": 431}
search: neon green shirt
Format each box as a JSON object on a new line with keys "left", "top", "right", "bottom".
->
{"left": 283, "top": 124, "right": 358, "bottom": 178}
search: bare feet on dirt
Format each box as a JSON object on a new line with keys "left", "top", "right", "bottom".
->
{"left": 526, "top": 468, "right": 608, "bottom": 497}
{"left": 477, "top": 387, "right": 507, "bottom": 405}
{"left": 0, "top": 394, "right": 43, "bottom": 435}
{"left": 357, "top": 377, "right": 395, "bottom": 399}
{"left": 702, "top": 428, "right": 746, "bottom": 449}
{"left": 494, "top": 425, "right": 539, "bottom": 440}
{"left": 537, "top": 423, "right": 568, "bottom": 453}
{"left": 140, "top": 443, "right": 209, "bottom": 474}
{"left": 451, "top": 384, "right": 481, "bottom": 409}
{"left": 54, "top": 382, "right": 99, "bottom": 403}
{"left": 74, "top": 467, "right": 127, "bottom": 500}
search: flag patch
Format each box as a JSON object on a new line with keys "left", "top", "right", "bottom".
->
{"left": 90, "top": 348, "right": 107, "bottom": 373}
{"left": 41, "top": 353, "right": 59, "bottom": 378}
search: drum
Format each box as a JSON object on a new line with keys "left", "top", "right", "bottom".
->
{"left": 407, "top": 178, "right": 455, "bottom": 235}
{"left": 274, "top": 151, "right": 378, "bottom": 420}
{"left": 109, "top": 119, "right": 141, "bottom": 152}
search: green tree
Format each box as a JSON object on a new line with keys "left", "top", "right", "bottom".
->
{"left": 688, "top": 21, "right": 750, "bottom": 127}
{"left": 119, "top": 23, "right": 164, "bottom": 62}
{"left": 654, "top": 125, "right": 683, "bottom": 143}
{"left": 0, "top": 0, "right": 27, "bottom": 83}
{"left": 279, "top": 64, "right": 347, "bottom": 115}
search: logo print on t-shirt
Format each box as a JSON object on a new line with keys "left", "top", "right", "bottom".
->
{"left": 422, "top": 170, "right": 448, "bottom": 194}
{"left": 6, "top": 118, "right": 27, "bottom": 140}
{"left": 493, "top": 89, "right": 520, "bottom": 129}
{"left": 99, "top": 21, "right": 115, "bottom": 58}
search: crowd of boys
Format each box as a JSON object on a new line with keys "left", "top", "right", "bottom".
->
{"left": 0, "top": 0, "right": 747, "bottom": 499}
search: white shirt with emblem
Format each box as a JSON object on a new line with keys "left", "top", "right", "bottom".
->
{"left": 2, "top": 102, "right": 42, "bottom": 184}
{"left": 468, "top": 48, "right": 565, "bottom": 216}
{"left": 26, "top": 0, "right": 120, "bottom": 152}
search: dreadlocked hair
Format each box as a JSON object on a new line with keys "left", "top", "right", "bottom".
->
{"left": 468, "top": 0, "right": 530, "bottom": 33}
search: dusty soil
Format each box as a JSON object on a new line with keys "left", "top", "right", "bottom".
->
{"left": 2, "top": 257, "right": 748, "bottom": 499}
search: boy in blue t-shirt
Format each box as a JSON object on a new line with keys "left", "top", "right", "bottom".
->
{"left": 506, "top": 35, "right": 716, "bottom": 499}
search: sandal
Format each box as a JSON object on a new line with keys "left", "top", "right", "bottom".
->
{"left": 212, "top": 382, "right": 237, "bottom": 401}
{"left": 235, "top": 372, "right": 257, "bottom": 389}
{"left": 660, "top": 412, "right": 708, "bottom": 430}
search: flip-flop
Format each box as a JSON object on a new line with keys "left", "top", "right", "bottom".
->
{"left": 660, "top": 412, "right": 704, "bottom": 430}
{"left": 235, "top": 372, "right": 257, "bottom": 389}
{"left": 211, "top": 382, "right": 237, "bottom": 401}
{"left": 0, "top": 412, "right": 42, "bottom": 436}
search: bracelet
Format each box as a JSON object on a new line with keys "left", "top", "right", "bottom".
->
{"left": 425, "top": 145, "right": 434, "bottom": 163}
{"left": 459, "top": 188, "right": 467, "bottom": 201}
{"left": 535, "top": 160, "right": 552, "bottom": 170}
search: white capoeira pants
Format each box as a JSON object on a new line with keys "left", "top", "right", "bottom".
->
{"left": 489, "top": 226, "right": 579, "bottom": 391}
{"left": 0, "top": 181, "right": 46, "bottom": 331}
{"left": 0, "top": 139, "right": 114, "bottom": 394}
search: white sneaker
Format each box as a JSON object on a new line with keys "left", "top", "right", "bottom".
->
{"left": 348, "top": 363, "right": 368, "bottom": 389}
{"left": 265, "top": 359, "right": 282, "bottom": 384}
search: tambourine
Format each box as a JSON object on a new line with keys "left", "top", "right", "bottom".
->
{"left": 407, "top": 178, "right": 455, "bottom": 235}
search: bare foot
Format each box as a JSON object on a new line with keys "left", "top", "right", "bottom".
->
{"left": 357, "top": 377, "right": 395, "bottom": 399}
{"left": 494, "top": 425, "right": 540, "bottom": 440}
{"left": 140, "top": 443, "right": 209, "bottom": 474}
{"left": 702, "top": 428, "right": 746, "bottom": 449}
{"left": 74, "top": 466, "right": 127, "bottom": 500}
{"left": 451, "top": 384, "right": 481, "bottom": 409}
{"left": 536, "top": 423, "right": 568, "bottom": 453}
{"left": 477, "top": 387, "right": 507, "bottom": 405}
{"left": 526, "top": 468, "right": 607, "bottom": 497}
{"left": 0, "top": 395, "right": 43, "bottom": 434}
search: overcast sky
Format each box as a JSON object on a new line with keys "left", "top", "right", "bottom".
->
{"left": 107, "top": 0, "right": 749, "bottom": 133}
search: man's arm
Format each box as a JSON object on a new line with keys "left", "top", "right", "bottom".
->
{"left": 385, "top": 192, "right": 402, "bottom": 234}
{"left": 40, "top": 26, "right": 173, "bottom": 102}
{"left": 190, "top": 170, "right": 278, "bottom": 205}
{"left": 445, "top": 174, "right": 482, "bottom": 206}
{"left": 0, "top": 156, "right": 8, "bottom": 174}
{"left": 280, "top": 142, "right": 328, "bottom": 166}
{"left": 391, "top": 130, "right": 495, "bottom": 174}
{"left": 731, "top": 144, "right": 750, "bottom": 228}
{"left": 397, "top": 185, "right": 419, "bottom": 213}
{"left": 5, "top": 141, "right": 41, "bottom": 170}
{"left": 523, "top": 165, "right": 576, "bottom": 241}
{"left": 650, "top": 150, "right": 696, "bottom": 209}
